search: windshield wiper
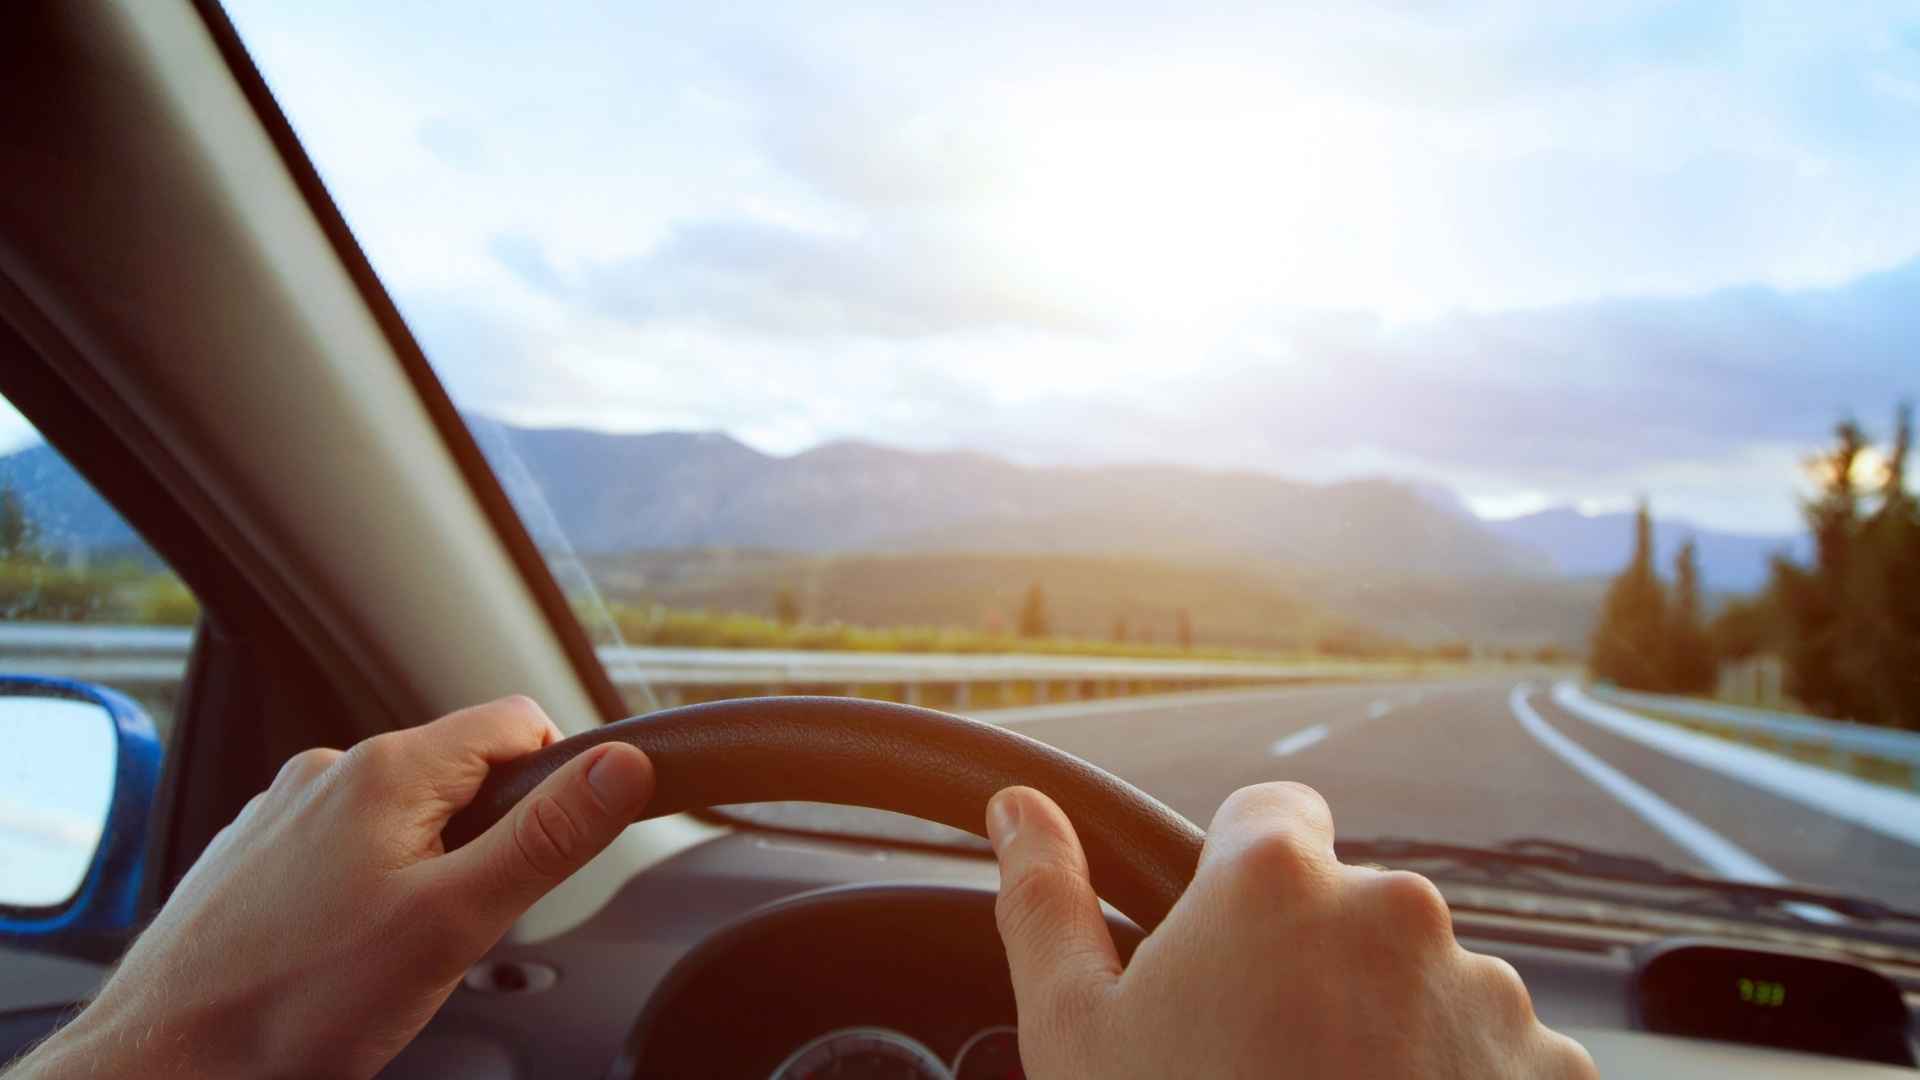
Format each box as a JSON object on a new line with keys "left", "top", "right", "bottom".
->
{"left": 1335, "top": 836, "right": 1920, "bottom": 928}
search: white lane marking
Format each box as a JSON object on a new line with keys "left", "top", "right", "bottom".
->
{"left": 1508, "top": 685, "right": 1839, "bottom": 924}
{"left": 980, "top": 686, "right": 1354, "bottom": 728}
{"left": 1269, "top": 723, "right": 1330, "bottom": 757}
{"left": 1367, "top": 700, "right": 1392, "bottom": 720}
{"left": 1553, "top": 682, "right": 1920, "bottom": 849}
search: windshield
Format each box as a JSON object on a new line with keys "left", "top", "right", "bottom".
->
{"left": 217, "top": 3, "right": 1920, "bottom": 918}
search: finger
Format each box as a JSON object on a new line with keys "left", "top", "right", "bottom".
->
{"left": 427, "top": 742, "right": 654, "bottom": 927}
{"left": 395, "top": 695, "right": 563, "bottom": 810}
{"left": 986, "top": 787, "right": 1122, "bottom": 1033}
{"left": 1347, "top": 869, "right": 1457, "bottom": 957}
{"left": 1531, "top": 1029, "right": 1600, "bottom": 1079}
{"left": 1196, "top": 782, "right": 1339, "bottom": 899}
{"left": 272, "top": 747, "right": 343, "bottom": 790}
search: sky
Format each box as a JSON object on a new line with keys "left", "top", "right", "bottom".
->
{"left": 0, "top": 698, "right": 117, "bottom": 907}
{"left": 103, "top": 2, "right": 1918, "bottom": 532}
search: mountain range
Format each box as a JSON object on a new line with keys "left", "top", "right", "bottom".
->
{"left": 1, "top": 421, "right": 1807, "bottom": 592}
{"left": 1485, "top": 507, "right": 1810, "bottom": 592}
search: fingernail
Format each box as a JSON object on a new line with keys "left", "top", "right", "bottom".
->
{"left": 987, "top": 791, "right": 1022, "bottom": 853}
{"left": 586, "top": 747, "right": 643, "bottom": 813}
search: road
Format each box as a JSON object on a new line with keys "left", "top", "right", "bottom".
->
{"left": 998, "top": 679, "right": 1920, "bottom": 908}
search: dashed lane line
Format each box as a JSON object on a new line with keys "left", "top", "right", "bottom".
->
{"left": 1269, "top": 723, "right": 1330, "bottom": 757}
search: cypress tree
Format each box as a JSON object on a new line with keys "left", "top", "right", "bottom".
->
{"left": 1017, "top": 582, "right": 1050, "bottom": 639}
{"left": 1839, "top": 404, "right": 1920, "bottom": 728}
{"left": 1666, "top": 539, "right": 1716, "bottom": 693}
{"left": 1589, "top": 501, "right": 1669, "bottom": 690}
{"left": 1775, "top": 420, "right": 1866, "bottom": 718}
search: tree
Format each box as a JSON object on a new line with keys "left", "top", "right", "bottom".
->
{"left": 1175, "top": 608, "right": 1194, "bottom": 651}
{"left": 1775, "top": 419, "right": 1868, "bottom": 718}
{"left": 1016, "top": 582, "right": 1049, "bottom": 638}
{"left": 1836, "top": 403, "right": 1920, "bottom": 728}
{"left": 1588, "top": 500, "right": 1669, "bottom": 690}
{"left": 1766, "top": 406, "right": 1920, "bottom": 728}
{"left": 772, "top": 587, "right": 802, "bottom": 627}
{"left": 1665, "top": 540, "right": 1716, "bottom": 693}
{"left": 1708, "top": 595, "right": 1778, "bottom": 663}
{"left": 0, "top": 484, "right": 35, "bottom": 561}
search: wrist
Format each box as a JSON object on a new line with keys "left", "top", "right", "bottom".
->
{"left": 11, "top": 991, "right": 222, "bottom": 1080}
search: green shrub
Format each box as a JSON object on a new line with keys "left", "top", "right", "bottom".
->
{"left": 593, "top": 599, "right": 1429, "bottom": 665}
{"left": 135, "top": 576, "right": 201, "bottom": 625}
{"left": 0, "top": 559, "right": 119, "bottom": 621}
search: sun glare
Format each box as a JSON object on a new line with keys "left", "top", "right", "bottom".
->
{"left": 989, "top": 68, "right": 1390, "bottom": 333}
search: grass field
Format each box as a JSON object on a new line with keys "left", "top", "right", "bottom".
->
{"left": 590, "top": 601, "right": 1372, "bottom": 662}
{"left": 578, "top": 549, "right": 1591, "bottom": 656}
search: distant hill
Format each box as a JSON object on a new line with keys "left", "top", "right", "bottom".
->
{"left": 1485, "top": 507, "right": 1808, "bottom": 592}
{"left": 468, "top": 419, "right": 1554, "bottom": 580}
{"left": 0, "top": 425, "right": 1785, "bottom": 649}
{"left": 0, "top": 443, "right": 142, "bottom": 554}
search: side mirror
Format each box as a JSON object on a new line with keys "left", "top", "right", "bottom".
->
{"left": 0, "top": 677, "right": 162, "bottom": 958}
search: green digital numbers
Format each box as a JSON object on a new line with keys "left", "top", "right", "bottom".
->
{"left": 1737, "top": 977, "right": 1786, "bottom": 1007}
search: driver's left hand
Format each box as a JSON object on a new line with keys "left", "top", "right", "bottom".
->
{"left": 11, "top": 696, "right": 654, "bottom": 1080}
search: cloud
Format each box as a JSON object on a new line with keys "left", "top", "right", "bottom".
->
{"left": 221, "top": 0, "right": 1920, "bottom": 532}
{"left": 1287, "top": 261, "right": 1917, "bottom": 467}
{"left": 492, "top": 221, "right": 1100, "bottom": 339}
{"left": 416, "top": 116, "right": 491, "bottom": 173}
{"left": 441, "top": 236, "right": 1920, "bottom": 532}
{"left": 861, "top": 257, "right": 1920, "bottom": 530}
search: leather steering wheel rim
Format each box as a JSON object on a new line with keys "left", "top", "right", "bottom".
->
{"left": 443, "top": 696, "right": 1204, "bottom": 931}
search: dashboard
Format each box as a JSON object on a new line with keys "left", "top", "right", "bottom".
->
{"left": 383, "top": 829, "right": 1920, "bottom": 1079}
{"left": 610, "top": 884, "right": 1133, "bottom": 1078}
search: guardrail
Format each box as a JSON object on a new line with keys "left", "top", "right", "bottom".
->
{"left": 1589, "top": 685, "right": 1920, "bottom": 790}
{"left": 0, "top": 622, "right": 1423, "bottom": 713}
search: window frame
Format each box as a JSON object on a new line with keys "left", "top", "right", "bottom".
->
{"left": 0, "top": 321, "right": 367, "bottom": 926}
{"left": 188, "top": 0, "right": 629, "bottom": 727}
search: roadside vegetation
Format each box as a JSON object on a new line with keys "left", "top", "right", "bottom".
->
{"left": 1, "top": 476, "right": 1558, "bottom": 670}
{"left": 587, "top": 599, "right": 1501, "bottom": 665}
{"left": 1591, "top": 403, "right": 1919, "bottom": 730}
{"left": 0, "top": 485, "right": 199, "bottom": 625}
{"left": 580, "top": 549, "right": 1584, "bottom": 661}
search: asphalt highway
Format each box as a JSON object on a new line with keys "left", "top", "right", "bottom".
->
{"left": 997, "top": 679, "right": 1920, "bottom": 909}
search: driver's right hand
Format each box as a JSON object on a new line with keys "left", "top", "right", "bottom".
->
{"left": 986, "top": 781, "right": 1599, "bottom": 1078}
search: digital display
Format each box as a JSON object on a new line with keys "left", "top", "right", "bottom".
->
{"left": 1736, "top": 977, "right": 1785, "bottom": 1008}
{"left": 1631, "top": 942, "right": 1913, "bottom": 1066}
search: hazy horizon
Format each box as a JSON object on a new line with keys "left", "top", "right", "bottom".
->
{"left": 463, "top": 415, "right": 1815, "bottom": 538}
{"left": 0, "top": 402, "right": 1853, "bottom": 541}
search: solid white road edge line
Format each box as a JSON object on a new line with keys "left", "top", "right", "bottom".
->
{"left": 1508, "top": 684, "right": 1840, "bottom": 925}
{"left": 1269, "top": 723, "right": 1330, "bottom": 757}
{"left": 1552, "top": 681, "right": 1920, "bottom": 850}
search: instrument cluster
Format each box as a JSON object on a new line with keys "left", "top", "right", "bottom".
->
{"left": 770, "top": 1024, "right": 1022, "bottom": 1080}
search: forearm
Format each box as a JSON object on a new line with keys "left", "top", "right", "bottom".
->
{"left": 6, "top": 1003, "right": 204, "bottom": 1080}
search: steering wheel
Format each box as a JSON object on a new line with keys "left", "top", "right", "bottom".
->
{"left": 443, "top": 696, "right": 1204, "bottom": 931}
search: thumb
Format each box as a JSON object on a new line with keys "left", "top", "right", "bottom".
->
{"left": 987, "top": 787, "right": 1122, "bottom": 1030}
{"left": 439, "top": 743, "right": 654, "bottom": 925}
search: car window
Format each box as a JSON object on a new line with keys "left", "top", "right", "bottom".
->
{"left": 0, "top": 392, "right": 193, "bottom": 1004}
{"left": 220, "top": 3, "right": 1920, "bottom": 920}
{"left": 0, "top": 398, "right": 195, "bottom": 734}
